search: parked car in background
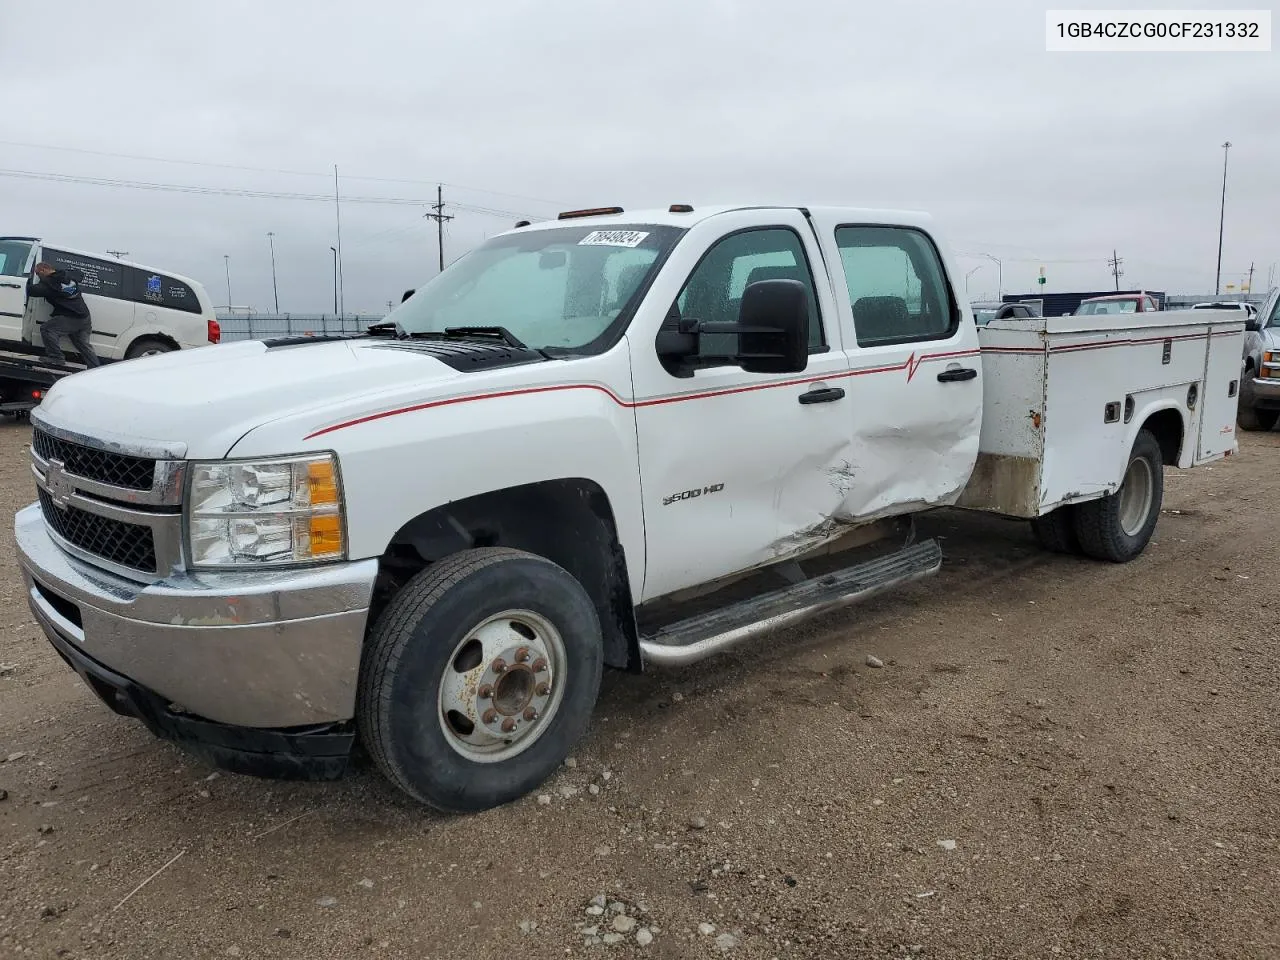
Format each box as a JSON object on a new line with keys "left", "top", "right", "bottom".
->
{"left": 0, "top": 237, "right": 220, "bottom": 362}
{"left": 1191, "top": 301, "right": 1258, "bottom": 323}
{"left": 971, "top": 300, "right": 1039, "bottom": 325}
{"left": 1237, "top": 287, "right": 1280, "bottom": 431}
{"left": 1074, "top": 292, "right": 1161, "bottom": 316}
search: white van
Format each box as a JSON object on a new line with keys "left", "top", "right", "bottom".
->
{"left": 0, "top": 237, "right": 219, "bottom": 361}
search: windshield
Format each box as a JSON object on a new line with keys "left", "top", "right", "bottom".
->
{"left": 1075, "top": 298, "right": 1138, "bottom": 316}
{"left": 1268, "top": 294, "right": 1280, "bottom": 328}
{"left": 0, "top": 238, "right": 35, "bottom": 278}
{"left": 387, "top": 223, "right": 685, "bottom": 352}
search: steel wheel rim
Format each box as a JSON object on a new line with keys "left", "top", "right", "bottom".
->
{"left": 437, "top": 609, "right": 566, "bottom": 763}
{"left": 1118, "top": 456, "right": 1154, "bottom": 537}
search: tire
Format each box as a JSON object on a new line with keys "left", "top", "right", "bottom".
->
{"left": 1237, "top": 405, "right": 1279, "bottom": 432}
{"left": 125, "top": 338, "right": 175, "bottom": 360}
{"left": 357, "top": 547, "right": 603, "bottom": 812}
{"left": 1073, "top": 429, "right": 1163, "bottom": 563}
{"left": 1030, "top": 505, "right": 1080, "bottom": 554}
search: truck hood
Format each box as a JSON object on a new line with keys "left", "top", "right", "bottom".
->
{"left": 36, "top": 338, "right": 474, "bottom": 459}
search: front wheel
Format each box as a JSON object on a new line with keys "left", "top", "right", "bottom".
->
{"left": 1237, "top": 405, "right": 1279, "bottom": 432}
{"left": 357, "top": 548, "right": 603, "bottom": 812}
{"left": 1073, "top": 429, "right": 1164, "bottom": 563}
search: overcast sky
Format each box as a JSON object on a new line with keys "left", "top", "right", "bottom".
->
{"left": 3, "top": 0, "right": 1276, "bottom": 314}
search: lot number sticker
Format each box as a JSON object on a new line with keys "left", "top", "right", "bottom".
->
{"left": 578, "top": 230, "right": 649, "bottom": 248}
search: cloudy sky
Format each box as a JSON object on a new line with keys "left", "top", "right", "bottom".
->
{"left": 3, "top": 0, "right": 1276, "bottom": 314}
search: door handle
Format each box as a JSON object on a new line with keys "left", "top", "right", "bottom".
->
{"left": 0, "top": 281, "right": 22, "bottom": 289}
{"left": 798, "top": 386, "right": 846, "bottom": 405}
{"left": 937, "top": 367, "right": 978, "bottom": 383}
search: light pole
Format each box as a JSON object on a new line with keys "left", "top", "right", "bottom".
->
{"left": 267, "top": 232, "right": 280, "bottom": 314}
{"left": 977, "top": 253, "right": 1003, "bottom": 299}
{"left": 223, "top": 255, "right": 232, "bottom": 309}
{"left": 1215, "top": 140, "right": 1231, "bottom": 297}
{"left": 965, "top": 265, "right": 983, "bottom": 296}
{"left": 329, "top": 247, "right": 339, "bottom": 315}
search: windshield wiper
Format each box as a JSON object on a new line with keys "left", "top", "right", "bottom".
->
{"left": 406, "top": 325, "right": 559, "bottom": 360}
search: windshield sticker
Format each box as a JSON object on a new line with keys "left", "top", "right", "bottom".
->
{"left": 579, "top": 230, "right": 649, "bottom": 248}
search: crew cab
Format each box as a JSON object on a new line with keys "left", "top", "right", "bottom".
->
{"left": 13, "top": 204, "right": 1245, "bottom": 813}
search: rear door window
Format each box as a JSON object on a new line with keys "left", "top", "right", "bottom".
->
{"left": 40, "top": 248, "right": 126, "bottom": 299}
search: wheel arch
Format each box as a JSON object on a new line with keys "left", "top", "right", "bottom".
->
{"left": 373, "top": 478, "right": 641, "bottom": 672}
{"left": 121, "top": 331, "right": 180, "bottom": 358}
{"left": 1132, "top": 403, "right": 1185, "bottom": 467}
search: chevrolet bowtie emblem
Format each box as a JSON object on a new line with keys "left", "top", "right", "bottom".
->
{"left": 45, "top": 460, "right": 74, "bottom": 510}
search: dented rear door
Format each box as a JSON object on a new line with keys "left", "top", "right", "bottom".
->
{"left": 805, "top": 210, "right": 983, "bottom": 518}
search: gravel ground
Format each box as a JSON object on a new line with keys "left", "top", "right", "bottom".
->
{"left": 1, "top": 417, "right": 1277, "bottom": 960}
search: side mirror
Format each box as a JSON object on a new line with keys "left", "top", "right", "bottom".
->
{"left": 400, "top": 288, "right": 415, "bottom": 303}
{"left": 655, "top": 279, "right": 810, "bottom": 375}
{"left": 1246, "top": 318, "right": 1262, "bottom": 332}
{"left": 735, "top": 279, "right": 809, "bottom": 373}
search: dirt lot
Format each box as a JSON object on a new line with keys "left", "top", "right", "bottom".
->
{"left": 1, "top": 418, "right": 1277, "bottom": 960}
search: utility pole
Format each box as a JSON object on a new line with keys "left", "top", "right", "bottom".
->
{"left": 223, "top": 255, "right": 232, "bottom": 309}
{"left": 1108, "top": 249, "right": 1124, "bottom": 291}
{"left": 425, "top": 184, "right": 454, "bottom": 273}
{"left": 267, "top": 232, "right": 280, "bottom": 313}
{"left": 333, "top": 165, "right": 345, "bottom": 318}
{"left": 106, "top": 250, "right": 129, "bottom": 261}
{"left": 1215, "top": 141, "right": 1231, "bottom": 296}
{"left": 329, "top": 247, "right": 339, "bottom": 315}
{"left": 1246, "top": 261, "right": 1254, "bottom": 294}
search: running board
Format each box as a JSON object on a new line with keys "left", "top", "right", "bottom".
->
{"left": 639, "top": 539, "right": 943, "bottom": 667}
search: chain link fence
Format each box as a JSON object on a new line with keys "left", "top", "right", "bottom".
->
{"left": 215, "top": 314, "right": 387, "bottom": 342}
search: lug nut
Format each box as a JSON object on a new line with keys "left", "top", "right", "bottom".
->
{"left": 478, "top": 684, "right": 493, "bottom": 699}
{"left": 515, "top": 646, "right": 531, "bottom": 663}
{"left": 492, "top": 658, "right": 507, "bottom": 674}
{"left": 501, "top": 717, "right": 518, "bottom": 733}
{"left": 482, "top": 708, "right": 498, "bottom": 725}
{"left": 523, "top": 707, "right": 538, "bottom": 722}
{"left": 532, "top": 657, "right": 548, "bottom": 673}
{"left": 535, "top": 682, "right": 551, "bottom": 697}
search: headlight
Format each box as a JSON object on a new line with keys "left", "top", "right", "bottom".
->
{"left": 185, "top": 453, "right": 345, "bottom": 568}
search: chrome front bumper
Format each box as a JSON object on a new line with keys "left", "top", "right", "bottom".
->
{"left": 15, "top": 502, "right": 378, "bottom": 728}
{"left": 1245, "top": 375, "right": 1280, "bottom": 408}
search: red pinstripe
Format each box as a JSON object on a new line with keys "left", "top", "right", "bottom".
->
{"left": 304, "top": 324, "right": 1238, "bottom": 440}
{"left": 303, "top": 348, "right": 982, "bottom": 439}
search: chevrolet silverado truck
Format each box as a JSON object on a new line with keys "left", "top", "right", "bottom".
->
{"left": 14, "top": 204, "right": 1245, "bottom": 812}
{"left": 1235, "top": 286, "right": 1280, "bottom": 431}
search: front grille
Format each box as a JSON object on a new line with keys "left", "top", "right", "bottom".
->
{"left": 32, "top": 428, "right": 155, "bottom": 491}
{"left": 38, "top": 490, "right": 157, "bottom": 573}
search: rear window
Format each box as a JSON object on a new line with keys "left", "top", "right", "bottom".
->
{"left": 125, "top": 268, "right": 202, "bottom": 314}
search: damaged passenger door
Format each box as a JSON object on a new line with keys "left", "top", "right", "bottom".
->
{"left": 629, "top": 210, "right": 854, "bottom": 602}
{"left": 807, "top": 211, "right": 983, "bottom": 517}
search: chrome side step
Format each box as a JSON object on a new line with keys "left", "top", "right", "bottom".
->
{"left": 638, "top": 539, "right": 943, "bottom": 667}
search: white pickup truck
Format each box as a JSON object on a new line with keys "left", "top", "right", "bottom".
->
{"left": 14, "top": 204, "right": 1245, "bottom": 812}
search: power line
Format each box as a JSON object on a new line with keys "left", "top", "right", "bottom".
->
{"left": 0, "top": 167, "right": 547, "bottom": 222}
{"left": 0, "top": 138, "right": 568, "bottom": 208}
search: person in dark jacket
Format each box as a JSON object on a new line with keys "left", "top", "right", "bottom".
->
{"left": 28, "top": 262, "right": 101, "bottom": 368}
